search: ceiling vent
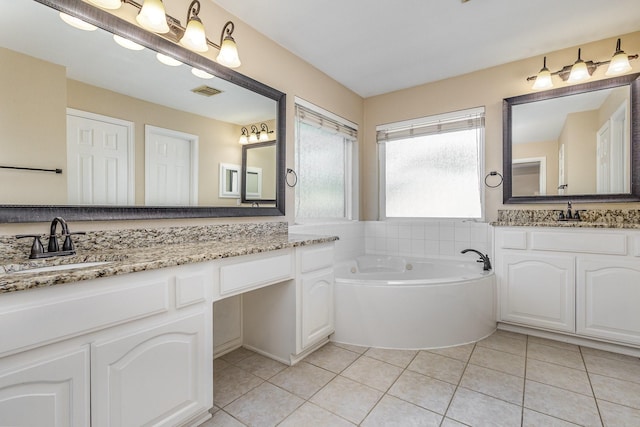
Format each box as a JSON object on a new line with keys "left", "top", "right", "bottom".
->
{"left": 191, "top": 85, "right": 223, "bottom": 97}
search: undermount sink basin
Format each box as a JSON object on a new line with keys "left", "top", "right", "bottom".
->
{"left": 9, "top": 261, "right": 112, "bottom": 275}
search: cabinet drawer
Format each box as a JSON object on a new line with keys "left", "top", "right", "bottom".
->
{"left": 219, "top": 250, "right": 293, "bottom": 296}
{"left": 531, "top": 231, "right": 626, "bottom": 255}
{"left": 300, "top": 244, "right": 334, "bottom": 273}
{"left": 0, "top": 273, "right": 169, "bottom": 356}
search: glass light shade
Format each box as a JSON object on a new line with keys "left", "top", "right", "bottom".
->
{"left": 216, "top": 36, "right": 241, "bottom": 68}
{"left": 191, "top": 68, "right": 214, "bottom": 79}
{"left": 180, "top": 18, "right": 208, "bottom": 52}
{"left": 59, "top": 13, "right": 97, "bottom": 31}
{"left": 568, "top": 60, "right": 590, "bottom": 83}
{"left": 259, "top": 132, "right": 269, "bottom": 142}
{"left": 136, "top": 0, "right": 170, "bottom": 34}
{"left": 249, "top": 133, "right": 258, "bottom": 143}
{"left": 606, "top": 52, "right": 632, "bottom": 76}
{"left": 532, "top": 68, "right": 553, "bottom": 90}
{"left": 113, "top": 34, "right": 144, "bottom": 51}
{"left": 156, "top": 53, "right": 182, "bottom": 66}
{"left": 88, "top": 0, "right": 122, "bottom": 10}
{"left": 239, "top": 134, "right": 249, "bottom": 145}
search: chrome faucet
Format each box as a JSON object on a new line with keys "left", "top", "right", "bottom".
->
{"left": 16, "top": 216, "right": 84, "bottom": 259}
{"left": 461, "top": 248, "right": 492, "bottom": 271}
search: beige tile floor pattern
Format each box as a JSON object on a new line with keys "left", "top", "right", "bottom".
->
{"left": 199, "top": 330, "right": 640, "bottom": 426}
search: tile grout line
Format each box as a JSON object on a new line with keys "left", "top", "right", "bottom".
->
{"left": 580, "top": 345, "right": 606, "bottom": 427}
{"left": 439, "top": 343, "right": 476, "bottom": 426}
{"left": 521, "top": 335, "right": 528, "bottom": 427}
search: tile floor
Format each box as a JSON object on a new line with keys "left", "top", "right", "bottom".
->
{"left": 199, "top": 330, "right": 640, "bottom": 426}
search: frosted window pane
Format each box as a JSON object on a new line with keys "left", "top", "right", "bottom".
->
{"left": 296, "top": 123, "right": 346, "bottom": 218}
{"left": 385, "top": 129, "right": 481, "bottom": 218}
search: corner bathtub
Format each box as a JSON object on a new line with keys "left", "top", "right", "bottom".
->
{"left": 333, "top": 255, "right": 496, "bottom": 349}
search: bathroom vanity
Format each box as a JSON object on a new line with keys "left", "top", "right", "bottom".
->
{"left": 493, "top": 211, "right": 640, "bottom": 355}
{"left": 0, "top": 226, "right": 336, "bottom": 427}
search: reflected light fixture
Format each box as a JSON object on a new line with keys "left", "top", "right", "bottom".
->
{"left": 179, "top": 0, "right": 208, "bottom": 52}
{"left": 59, "top": 12, "right": 97, "bottom": 31}
{"left": 249, "top": 125, "right": 259, "bottom": 143}
{"left": 526, "top": 39, "right": 638, "bottom": 90}
{"left": 87, "top": 0, "right": 123, "bottom": 10}
{"left": 606, "top": 38, "right": 633, "bottom": 76}
{"left": 113, "top": 34, "right": 145, "bottom": 50}
{"left": 567, "top": 48, "right": 590, "bottom": 83}
{"left": 238, "top": 127, "right": 250, "bottom": 145}
{"left": 156, "top": 52, "right": 182, "bottom": 66}
{"left": 531, "top": 56, "right": 553, "bottom": 90}
{"left": 192, "top": 67, "right": 214, "bottom": 79}
{"left": 136, "top": 0, "right": 170, "bottom": 34}
{"left": 259, "top": 123, "right": 273, "bottom": 141}
{"left": 239, "top": 123, "right": 274, "bottom": 144}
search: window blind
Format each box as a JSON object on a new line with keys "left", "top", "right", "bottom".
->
{"left": 376, "top": 107, "right": 485, "bottom": 143}
{"left": 295, "top": 104, "right": 358, "bottom": 140}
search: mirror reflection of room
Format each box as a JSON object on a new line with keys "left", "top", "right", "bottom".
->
{"left": 0, "top": 0, "right": 278, "bottom": 208}
{"left": 511, "top": 86, "right": 630, "bottom": 197}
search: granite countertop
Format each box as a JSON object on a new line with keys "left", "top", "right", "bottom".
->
{"left": 0, "top": 233, "right": 337, "bottom": 294}
{"left": 491, "top": 221, "right": 640, "bottom": 229}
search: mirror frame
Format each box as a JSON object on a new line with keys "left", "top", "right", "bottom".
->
{"left": 0, "top": 0, "right": 286, "bottom": 222}
{"left": 241, "top": 141, "right": 277, "bottom": 204}
{"left": 503, "top": 72, "right": 640, "bottom": 204}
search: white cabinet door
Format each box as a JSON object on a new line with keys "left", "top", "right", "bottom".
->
{"left": 577, "top": 258, "right": 640, "bottom": 345}
{"left": 301, "top": 268, "right": 335, "bottom": 349}
{"left": 91, "top": 312, "right": 210, "bottom": 427}
{"left": 0, "top": 346, "right": 90, "bottom": 427}
{"left": 500, "top": 253, "right": 575, "bottom": 332}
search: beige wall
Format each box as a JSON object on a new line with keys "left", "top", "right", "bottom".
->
{"left": 559, "top": 111, "right": 598, "bottom": 194}
{"left": 363, "top": 31, "right": 640, "bottom": 221}
{"left": 0, "top": 48, "right": 67, "bottom": 204}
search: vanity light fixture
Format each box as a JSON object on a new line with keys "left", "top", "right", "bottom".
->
{"left": 179, "top": 1, "right": 208, "bottom": 52}
{"left": 59, "top": 12, "right": 97, "bottom": 31}
{"left": 527, "top": 38, "right": 638, "bottom": 90}
{"left": 239, "top": 123, "right": 274, "bottom": 144}
{"left": 567, "top": 48, "right": 590, "bottom": 83}
{"left": 113, "top": 34, "right": 145, "bottom": 50}
{"left": 136, "top": 0, "right": 170, "bottom": 33}
{"left": 84, "top": 0, "right": 242, "bottom": 68}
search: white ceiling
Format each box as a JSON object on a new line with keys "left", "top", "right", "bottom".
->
{"left": 211, "top": 0, "right": 640, "bottom": 97}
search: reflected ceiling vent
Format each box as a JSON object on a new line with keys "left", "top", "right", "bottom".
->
{"left": 191, "top": 85, "right": 223, "bottom": 97}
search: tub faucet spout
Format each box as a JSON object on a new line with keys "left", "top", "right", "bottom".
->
{"left": 461, "top": 248, "right": 492, "bottom": 271}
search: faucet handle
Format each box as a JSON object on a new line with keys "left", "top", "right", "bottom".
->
{"left": 61, "top": 231, "right": 86, "bottom": 252}
{"left": 16, "top": 234, "right": 45, "bottom": 259}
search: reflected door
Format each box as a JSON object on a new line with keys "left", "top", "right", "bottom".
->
{"left": 66, "top": 110, "right": 134, "bottom": 205}
{"left": 145, "top": 126, "right": 198, "bottom": 206}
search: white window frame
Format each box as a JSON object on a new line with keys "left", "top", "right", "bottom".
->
{"left": 377, "top": 107, "right": 485, "bottom": 221}
{"left": 294, "top": 97, "right": 358, "bottom": 224}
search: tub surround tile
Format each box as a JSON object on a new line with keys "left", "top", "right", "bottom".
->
{"left": 0, "top": 222, "right": 338, "bottom": 293}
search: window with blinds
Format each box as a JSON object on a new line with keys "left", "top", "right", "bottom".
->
{"left": 377, "top": 107, "right": 485, "bottom": 219}
{"left": 295, "top": 101, "right": 357, "bottom": 220}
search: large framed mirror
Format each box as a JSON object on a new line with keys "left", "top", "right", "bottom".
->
{"left": 0, "top": 0, "right": 286, "bottom": 222}
{"left": 503, "top": 73, "right": 640, "bottom": 203}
